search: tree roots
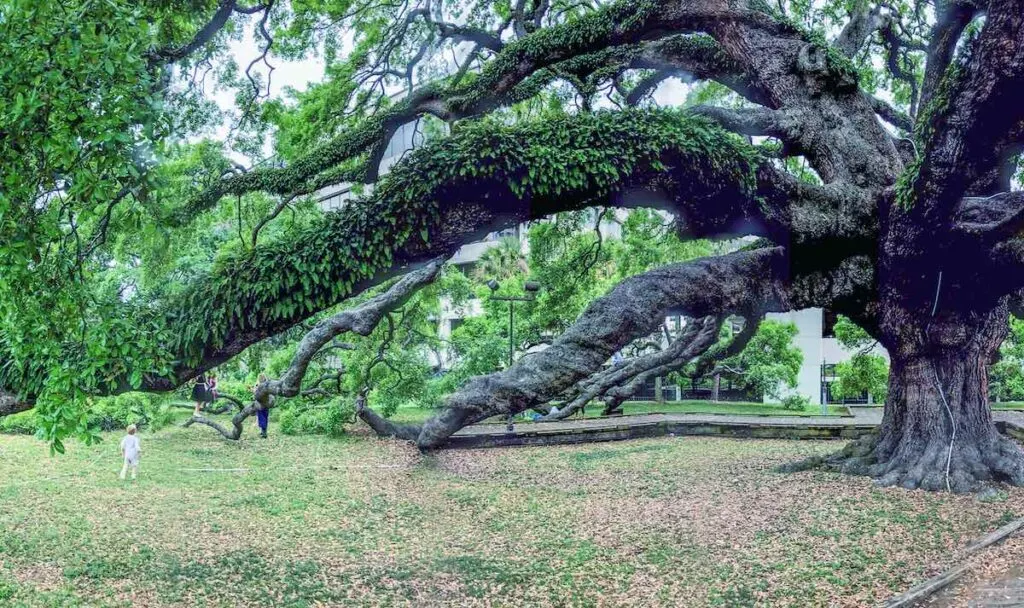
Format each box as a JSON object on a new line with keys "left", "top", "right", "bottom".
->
{"left": 780, "top": 433, "right": 1024, "bottom": 493}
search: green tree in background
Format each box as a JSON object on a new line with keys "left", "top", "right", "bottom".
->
{"left": 832, "top": 316, "right": 889, "bottom": 404}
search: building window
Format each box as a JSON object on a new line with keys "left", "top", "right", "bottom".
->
{"left": 822, "top": 309, "right": 839, "bottom": 338}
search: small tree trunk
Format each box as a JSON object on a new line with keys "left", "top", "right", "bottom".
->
{"left": 654, "top": 376, "right": 663, "bottom": 403}
{"left": 712, "top": 374, "right": 721, "bottom": 403}
{"left": 825, "top": 305, "right": 1024, "bottom": 492}
{"left": 602, "top": 394, "right": 626, "bottom": 416}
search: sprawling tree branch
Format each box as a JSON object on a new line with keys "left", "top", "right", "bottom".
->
{"left": 186, "top": 260, "right": 444, "bottom": 440}
{"left": 866, "top": 93, "right": 913, "bottom": 132}
{"left": 691, "top": 314, "right": 762, "bottom": 380}
{"left": 600, "top": 321, "right": 723, "bottom": 412}
{"left": 407, "top": 6, "right": 505, "bottom": 52}
{"left": 542, "top": 316, "right": 721, "bottom": 420}
{"left": 180, "top": 1, "right": 791, "bottom": 218}
{"left": 256, "top": 258, "right": 443, "bottom": 402}
{"left": 4, "top": 109, "right": 793, "bottom": 418}
{"left": 689, "top": 105, "right": 788, "bottom": 138}
{"left": 835, "top": 3, "right": 887, "bottom": 58}
{"left": 411, "top": 247, "right": 874, "bottom": 448}
{"left": 919, "top": 2, "right": 977, "bottom": 113}
{"left": 908, "top": 0, "right": 1024, "bottom": 218}
{"left": 184, "top": 401, "right": 261, "bottom": 440}
{"left": 147, "top": 0, "right": 267, "bottom": 65}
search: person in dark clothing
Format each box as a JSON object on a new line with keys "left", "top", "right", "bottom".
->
{"left": 253, "top": 374, "right": 269, "bottom": 438}
{"left": 191, "top": 374, "right": 210, "bottom": 416}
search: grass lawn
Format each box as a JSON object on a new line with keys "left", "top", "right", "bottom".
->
{"left": 1, "top": 428, "right": 1022, "bottom": 607}
{"left": 390, "top": 400, "right": 848, "bottom": 424}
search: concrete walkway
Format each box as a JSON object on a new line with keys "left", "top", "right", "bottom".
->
{"left": 927, "top": 566, "right": 1024, "bottom": 607}
{"left": 445, "top": 406, "right": 1024, "bottom": 449}
{"left": 445, "top": 406, "right": 881, "bottom": 448}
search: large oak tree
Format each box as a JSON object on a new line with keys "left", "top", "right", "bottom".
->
{"left": 2, "top": 0, "right": 1023, "bottom": 491}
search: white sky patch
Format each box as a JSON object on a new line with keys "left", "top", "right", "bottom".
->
{"left": 201, "top": 26, "right": 329, "bottom": 160}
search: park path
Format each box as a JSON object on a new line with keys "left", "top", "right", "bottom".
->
{"left": 448, "top": 406, "right": 1024, "bottom": 449}
{"left": 455, "top": 405, "right": 884, "bottom": 436}
{"left": 927, "top": 566, "right": 1024, "bottom": 607}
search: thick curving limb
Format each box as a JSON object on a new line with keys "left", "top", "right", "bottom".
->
{"left": 415, "top": 248, "right": 874, "bottom": 449}
{"left": 543, "top": 316, "right": 721, "bottom": 421}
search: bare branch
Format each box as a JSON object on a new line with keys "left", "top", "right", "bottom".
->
{"left": 255, "top": 259, "right": 444, "bottom": 403}
{"left": 148, "top": 0, "right": 266, "bottom": 65}
{"left": 543, "top": 316, "right": 721, "bottom": 420}
{"left": 865, "top": 93, "right": 913, "bottom": 132}
{"left": 415, "top": 248, "right": 875, "bottom": 448}
{"left": 835, "top": 3, "right": 887, "bottom": 58}
{"left": 184, "top": 401, "right": 260, "bottom": 440}
{"left": 354, "top": 391, "right": 423, "bottom": 440}
{"left": 688, "top": 105, "right": 787, "bottom": 138}
{"left": 407, "top": 6, "right": 505, "bottom": 51}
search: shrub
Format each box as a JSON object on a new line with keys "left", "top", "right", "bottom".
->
{"left": 278, "top": 397, "right": 353, "bottom": 437}
{"left": 0, "top": 411, "right": 37, "bottom": 435}
{"left": 86, "top": 393, "right": 175, "bottom": 431}
{"left": 780, "top": 394, "right": 811, "bottom": 411}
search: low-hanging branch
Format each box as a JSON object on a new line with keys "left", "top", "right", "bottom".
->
{"left": 541, "top": 316, "right": 721, "bottom": 421}
{"left": 178, "top": 1, "right": 799, "bottom": 219}
{"left": 4, "top": 108, "right": 807, "bottom": 418}
{"left": 387, "top": 248, "right": 874, "bottom": 449}
{"left": 185, "top": 259, "right": 444, "bottom": 440}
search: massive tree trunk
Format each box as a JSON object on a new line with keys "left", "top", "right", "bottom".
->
{"left": 823, "top": 304, "right": 1024, "bottom": 492}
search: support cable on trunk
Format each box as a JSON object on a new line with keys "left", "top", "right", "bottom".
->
{"left": 928, "top": 270, "right": 955, "bottom": 492}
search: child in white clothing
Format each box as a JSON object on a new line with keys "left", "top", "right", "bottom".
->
{"left": 119, "top": 424, "right": 141, "bottom": 480}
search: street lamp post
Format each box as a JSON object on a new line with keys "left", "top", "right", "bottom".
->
{"left": 487, "top": 279, "right": 541, "bottom": 432}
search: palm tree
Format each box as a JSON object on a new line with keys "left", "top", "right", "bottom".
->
{"left": 473, "top": 236, "right": 528, "bottom": 281}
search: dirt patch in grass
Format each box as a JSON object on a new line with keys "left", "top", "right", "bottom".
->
{"left": 1, "top": 427, "right": 1023, "bottom": 606}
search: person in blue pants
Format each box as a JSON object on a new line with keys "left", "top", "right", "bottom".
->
{"left": 253, "top": 374, "right": 269, "bottom": 439}
{"left": 256, "top": 407, "right": 269, "bottom": 439}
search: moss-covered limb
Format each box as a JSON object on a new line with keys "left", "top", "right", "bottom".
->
{"left": 0, "top": 109, "right": 779, "bottom": 413}
{"left": 159, "top": 110, "right": 771, "bottom": 381}
{"left": 897, "top": 1, "right": 1024, "bottom": 216}
{"left": 181, "top": 2, "right": 782, "bottom": 221}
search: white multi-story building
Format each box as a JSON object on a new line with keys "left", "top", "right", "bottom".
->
{"left": 313, "top": 118, "right": 883, "bottom": 405}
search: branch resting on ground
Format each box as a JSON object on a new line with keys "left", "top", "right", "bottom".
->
{"left": 185, "top": 259, "right": 444, "bottom": 440}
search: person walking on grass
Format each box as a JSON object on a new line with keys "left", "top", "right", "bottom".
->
{"left": 119, "top": 424, "right": 141, "bottom": 481}
{"left": 191, "top": 373, "right": 210, "bottom": 416}
{"left": 253, "top": 374, "right": 269, "bottom": 439}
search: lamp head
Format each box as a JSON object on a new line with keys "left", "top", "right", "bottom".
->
{"left": 487, "top": 279, "right": 500, "bottom": 292}
{"left": 524, "top": 281, "right": 541, "bottom": 293}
